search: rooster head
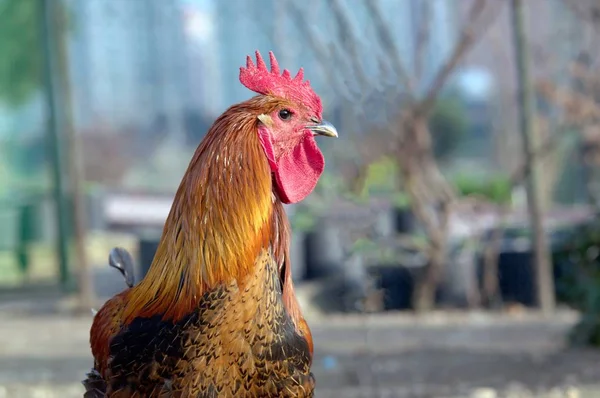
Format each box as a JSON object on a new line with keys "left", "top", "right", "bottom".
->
{"left": 240, "top": 50, "right": 338, "bottom": 204}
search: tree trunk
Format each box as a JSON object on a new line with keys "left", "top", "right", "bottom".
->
{"left": 412, "top": 241, "right": 446, "bottom": 312}
{"left": 481, "top": 224, "right": 504, "bottom": 309}
{"left": 398, "top": 114, "right": 454, "bottom": 313}
{"left": 412, "top": 277, "right": 436, "bottom": 312}
{"left": 511, "top": 0, "right": 555, "bottom": 314}
{"left": 55, "top": 0, "right": 95, "bottom": 311}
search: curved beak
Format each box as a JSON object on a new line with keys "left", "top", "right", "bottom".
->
{"left": 308, "top": 119, "right": 338, "bottom": 138}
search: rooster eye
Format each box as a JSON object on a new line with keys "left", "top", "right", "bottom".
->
{"left": 278, "top": 109, "right": 292, "bottom": 121}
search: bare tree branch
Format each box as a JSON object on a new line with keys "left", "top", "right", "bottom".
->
{"left": 287, "top": 2, "right": 348, "bottom": 92}
{"left": 419, "top": 0, "right": 499, "bottom": 115}
{"left": 537, "top": 79, "right": 600, "bottom": 124}
{"left": 561, "top": 0, "right": 600, "bottom": 29}
{"left": 508, "top": 124, "right": 577, "bottom": 186}
{"left": 414, "top": 1, "right": 431, "bottom": 85}
{"left": 290, "top": 0, "right": 499, "bottom": 312}
{"left": 363, "top": 0, "right": 416, "bottom": 99}
{"left": 329, "top": 0, "right": 370, "bottom": 91}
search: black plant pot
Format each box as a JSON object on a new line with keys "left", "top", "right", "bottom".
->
{"left": 497, "top": 249, "right": 535, "bottom": 307}
{"left": 304, "top": 223, "right": 344, "bottom": 280}
{"left": 394, "top": 206, "right": 417, "bottom": 234}
{"left": 138, "top": 231, "right": 162, "bottom": 279}
{"left": 310, "top": 255, "right": 370, "bottom": 314}
{"left": 368, "top": 264, "right": 414, "bottom": 311}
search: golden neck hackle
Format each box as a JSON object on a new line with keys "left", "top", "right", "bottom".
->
{"left": 122, "top": 99, "right": 283, "bottom": 323}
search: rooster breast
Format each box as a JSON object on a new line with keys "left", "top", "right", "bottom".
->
{"left": 92, "top": 249, "right": 314, "bottom": 398}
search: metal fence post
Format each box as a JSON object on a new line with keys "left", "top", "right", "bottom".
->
{"left": 39, "top": 0, "right": 71, "bottom": 289}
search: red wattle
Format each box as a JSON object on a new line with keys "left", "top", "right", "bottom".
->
{"left": 274, "top": 131, "right": 324, "bottom": 204}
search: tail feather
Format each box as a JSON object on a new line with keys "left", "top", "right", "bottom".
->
{"left": 108, "top": 247, "right": 136, "bottom": 288}
{"left": 82, "top": 369, "right": 105, "bottom": 398}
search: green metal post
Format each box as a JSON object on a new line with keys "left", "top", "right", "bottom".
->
{"left": 39, "top": 0, "right": 71, "bottom": 289}
{"left": 510, "top": 0, "right": 556, "bottom": 314}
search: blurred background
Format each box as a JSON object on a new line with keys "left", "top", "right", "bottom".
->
{"left": 2, "top": 0, "right": 600, "bottom": 396}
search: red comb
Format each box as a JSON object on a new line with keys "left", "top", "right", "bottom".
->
{"left": 239, "top": 51, "right": 322, "bottom": 118}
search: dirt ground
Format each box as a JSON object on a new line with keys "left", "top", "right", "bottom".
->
{"left": 1, "top": 287, "right": 600, "bottom": 397}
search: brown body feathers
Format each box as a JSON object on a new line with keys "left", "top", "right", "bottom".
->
{"left": 84, "top": 97, "right": 315, "bottom": 397}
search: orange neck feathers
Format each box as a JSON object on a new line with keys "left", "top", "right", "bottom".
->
{"left": 123, "top": 99, "right": 279, "bottom": 323}
{"left": 121, "top": 97, "right": 309, "bottom": 328}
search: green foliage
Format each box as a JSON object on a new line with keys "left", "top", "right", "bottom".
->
{"left": 554, "top": 221, "right": 600, "bottom": 346}
{"left": 429, "top": 96, "right": 469, "bottom": 160}
{"left": 289, "top": 204, "right": 317, "bottom": 232}
{"left": 0, "top": 0, "right": 70, "bottom": 107}
{"left": 453, "top": 173, "right": 513, "bottom": 204}
{"left": 360, "top": 156, "right": 397, "bottom": 198}
{"left": 392, "top": 191, "right": 410, "bottom": 208}
{"left": 350, "top": 237, "right": 396, "bottom": 263}
{"left": 350, "top": 233, "right": 428, "bottom": 265}
{"left": 0, "top": 0, "right": 43, "bottom": 106}
{"left": 351, "top": 237, "right": 379, "bottom": 254}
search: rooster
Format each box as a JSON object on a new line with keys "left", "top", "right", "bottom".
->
{"left": 83, "top": 51, "right": 338, "bottom": 397}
